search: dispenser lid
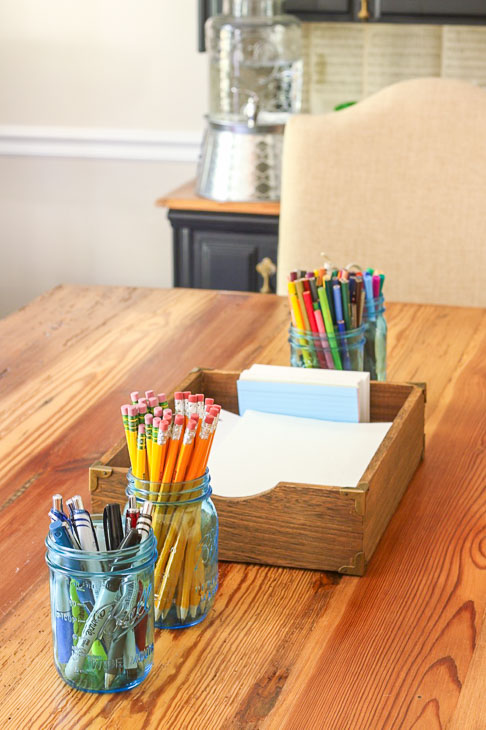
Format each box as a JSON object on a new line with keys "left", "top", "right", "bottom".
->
{"left": 206, "top": 118, "right": 286, "bottom": 135}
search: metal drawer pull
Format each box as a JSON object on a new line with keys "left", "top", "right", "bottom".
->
{"left": 358, "top": 0, "right": 370, "bottom": 20}
{"left": 256, "top": 257, "right": 276, "bottom": 294}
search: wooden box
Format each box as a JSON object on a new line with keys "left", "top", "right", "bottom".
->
{"left": 89, "top": 369, "right": 425, "bottom": 576}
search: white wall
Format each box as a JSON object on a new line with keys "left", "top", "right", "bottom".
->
{"left": 0, "top": 0, "right": 207, "bottom": 316}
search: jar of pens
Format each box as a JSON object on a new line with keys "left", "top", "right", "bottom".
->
{"left": 122, "top": 390, "right": 219, "bottom": 630}
{"left": 45, "top": 494, "right": 157, "bottom": 693}
{"left": 286, "top": 265, "right": 387, "bottom": 380}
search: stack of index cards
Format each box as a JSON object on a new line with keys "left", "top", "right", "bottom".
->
{"left": 236, "top": 364, "right": 370, "bottom": 423}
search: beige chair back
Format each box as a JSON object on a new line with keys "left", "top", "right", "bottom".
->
{"left": 277, "top": 78, "right": 486, "bottom": 307}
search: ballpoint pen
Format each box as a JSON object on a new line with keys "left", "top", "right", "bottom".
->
{"left": 136, "top": 501, "right": 155, "bottom": 542}
{"left": 103, "top": 503, "right": 124, "bottom": 551}
{"left": 71, "top": 495, "right": 99, "bottom": 552}
{"left": 125, "top": 495, "right": 139, "bottom": 535}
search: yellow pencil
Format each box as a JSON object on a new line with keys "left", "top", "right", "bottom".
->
{"left": 161, "top": 414, "right": 184, "bottom": 483}
{"left": 121, "top": 404, "right": 131, "bottom": 464}
{"left": 171, "top": 418, "right": 197, "bottom": 484}
{"left": 135, "top": 424, "right": 148, "bottom": 481}
{"left": 179, "top": 506, "right": 200, "bottom": 620}
{"left": 144, "top": 413, "right": 153, "bottom": 474}
{"left": 148, "top": 417, "right": 160, "bottom": 484}
{"left": 127, "top": 405, "right": 139, "bottom": 472}
{"left": 185, "top": 414, "right": 214, "bottom": 481}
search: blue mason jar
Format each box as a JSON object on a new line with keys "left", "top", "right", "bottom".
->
{"left": 126, "top": 469, "right": 218, "bottom": 630}
{"left": 45, "top": 517, "right": 157, "bottom": 693}
{"left": 289, "top": 324, "right": 366, "bottom": 371}
{"left": 362, "top": 295, "right": 387, "bottom": 381}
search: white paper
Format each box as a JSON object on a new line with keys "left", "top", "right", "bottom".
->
{"left": 208, "top": 409, "right": 392, "bottom": 497}
{"left": 239, "top": 364, "right": 370, "bottom": 422}
{"left": 241, "top": 363, "right": 369, "bottom": 388}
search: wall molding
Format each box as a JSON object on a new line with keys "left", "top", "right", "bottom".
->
{"left": 0, "top": 126, "right": 202, "bottom": 162}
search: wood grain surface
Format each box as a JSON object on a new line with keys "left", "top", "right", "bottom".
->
{"left": 156, "top": 180, "right": 280, "bottom": 216}
{"left": 0, "top": 285, "right": 484, "bottom": 729}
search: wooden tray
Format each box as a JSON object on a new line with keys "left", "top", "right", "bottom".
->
{"left": 89, "top": 369, "right": 425, "bottom": 576}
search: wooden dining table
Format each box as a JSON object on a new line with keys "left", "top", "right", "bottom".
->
{"left": 0, "top": 285, "right": 485, "bottom": 729}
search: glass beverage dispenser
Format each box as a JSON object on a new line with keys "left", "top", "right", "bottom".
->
{"left": 197, "top": 0, "right": 302, "bottom": 201}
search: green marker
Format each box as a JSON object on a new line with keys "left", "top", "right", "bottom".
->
{"left": 70, "top": 579, "right": 87, "bottom": 646}
{"left": 340, "top": 279, "right": 352, "bottom": 331}
{"left": 317, "top": 286, "right": 342, "bottom": 369}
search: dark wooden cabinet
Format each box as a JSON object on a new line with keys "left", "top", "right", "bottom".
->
{"left": 158, "top": 182, "right": 280, "bottom": 294}
{"left": 170, "top": 210, "right": 279, "bottom": 292}
{"left": 371, "top": 0, "right": 486, "bottom": 22}
{"left": 285, "top": 0, "right": 486, "bottom": 22}
{"left": 199, "top": 0, "right": 486, "bottom": 48}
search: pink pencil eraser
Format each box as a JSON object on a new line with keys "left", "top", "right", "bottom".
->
{"left": 160, "top": 420, "right": 170, "bottom": 431}
{"left": 163, "top": 408, "right": 172, "bottom": 416}
{"left": 205, "top": 398, "right": 214, "bottom": 406}
{"left": 205, "top": 415, "right": 215, "bottom": 425}
{"left": 174, "top": 414, "right": 184, "bottom": 426}
{"left": 183, "top": 391, "right": 191, "bottom": 399}
{"left": 174, "top": 392, "right": 184, "bottom": 400}
{"left": 210, "top": 405, "right": 221, "bottom": 414}
{"left": 138, "top": 397, "right": 149, "bottom": 405}
{"left": 157, "top": 393, "right": 166, "bottom": 402}
{"left": 138, "top": 424, "right": 145, "bottom": 434}
{"left": 187, "top": 418, "right": 198, "bottom": 431}
{"left": 152, "top": 417, "right": 161, "bottom": 428}
{"left": 153, "top": 407, "right": 162, "bottom": 418}
{"left": 121, "top": 405, "right": 129, "bottom": 415}
{"left": 144, "top": 414, "right": 153, "bottom": 424}
{"left": 149, "top": 397, "right": 158, "bottom": 408}
{"left": 138, "top": 403, "right": 147, "bottom": 414}
{"left": 188, "top": 394, "right": 198, "bottom": 403}
{"left": 128, "top": 405, "right": 138, "bottom": 417}
{"left": 196, "top": 394, "right": 205, "bottom": 402}
{"left": 130, "top": 391, "right": 139, "bottom": 402}
{"left": 145, "top": 390, "right": 155, "bottom": 399}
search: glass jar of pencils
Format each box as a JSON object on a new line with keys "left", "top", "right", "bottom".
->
{"left": 126, "top": 470, "right": 218, "bottom": 630}
{"left": 288, "top": 324, "right": 365, "bottom": 371}
{"left": 362, "top": 295, "right": 387, "bottom": 381}
{"left": 45, "top": 518, "right": 157, "bottom": 693}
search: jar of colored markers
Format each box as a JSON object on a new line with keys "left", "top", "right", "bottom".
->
{"left": 288, "top": 324, "right": 366, "bottom": 371}
{"left": 46, "top": 515, "right": 157, "bottom": 693}
{"left": 362, "top": 295, "right": 387, "bottom": 381}
{"left": 126, "top": 469, "right": 218, "bottom": 629}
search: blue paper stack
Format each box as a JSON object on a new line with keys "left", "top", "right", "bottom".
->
{"left": 237, "top": 364, "right": 370, "bottom": 423}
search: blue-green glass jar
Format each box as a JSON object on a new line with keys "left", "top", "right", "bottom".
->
{"left": 45, "top": 517, "right": 156, "bottom": 693}
{"left": 289, "top": 324, "right": 365, "bottom": 371}
{"left": 126, "top": 470, "right": 218, "bottom": 630}
{"left": 363, "top": 295, "right": 387, "bottom": 381}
